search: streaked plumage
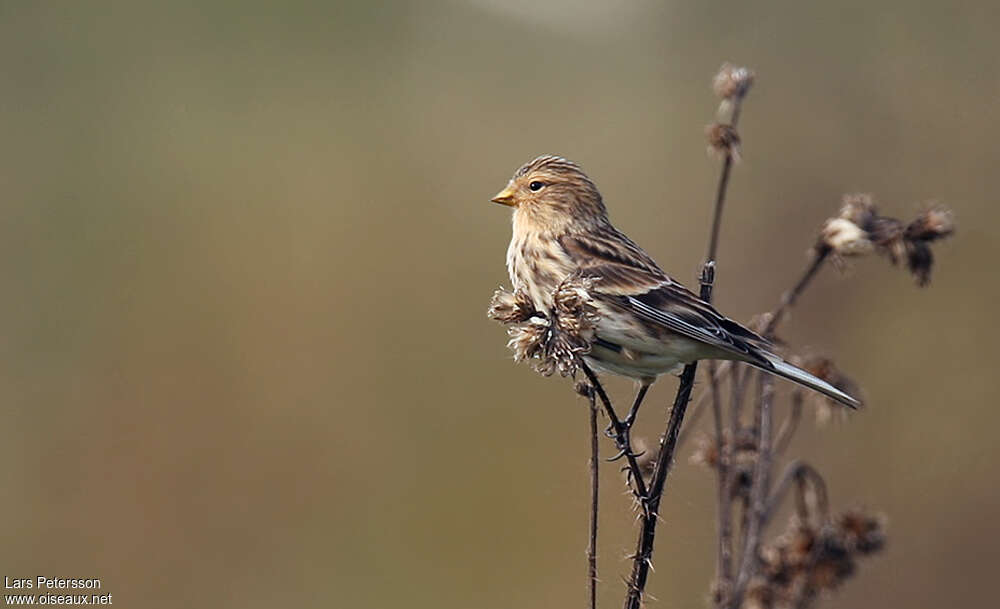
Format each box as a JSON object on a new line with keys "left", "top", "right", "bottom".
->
{"left": 492, "top": 155, "right": 858, "bottom": 408}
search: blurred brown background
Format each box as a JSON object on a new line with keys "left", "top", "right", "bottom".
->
{"left": 0, "top": 1, "right": 994, "bottom": 607}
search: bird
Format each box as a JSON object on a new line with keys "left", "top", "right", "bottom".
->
{"left": 491, "top": 154, "right": 859, "bottom": 415}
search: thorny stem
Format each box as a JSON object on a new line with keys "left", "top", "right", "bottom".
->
{"left": 587, "top": 390, "right": 600, "bottom": 609}
{"left": 580, "top": 361, "right": 649, "bottom": 499}
{"left": 623, "top": 85, "right": 748, "bottom": 609}
{"left": 623, "top": 361, "right": 698, "bottom": 609}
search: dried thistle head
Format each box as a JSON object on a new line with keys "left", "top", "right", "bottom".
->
{"left": 815, "top": 194, "right": 954, "bottom": 285}
{"left": 818, "top": 218, "right": 873, "bottom": 257}
{"left": 489, "top": 277, "right": 601, "bottom": 378}
{"left": 506, "top": 316, "right": 550, "bottom": 365}
{"left": 713, "top": 63, "right": 755, "bottom": 100}
{"left": 706, "top": 123, "right": 742, "bottom": 161}
{"left": 551, "top": 276, "right": 601, "bottom": 343}
{"left": 487, "top": 286, "right": 536, "bottom": 324}
{"left": 836, "top": 508, "right": 886, "bottom": 555}
{"left": 902, "top": 205, "right": 955, "bottom": 286}
{"left": 838, "top": 193, "right": 877, "bottom": 227}
{"left": 742, "top": 578, "right": 776, "bottom": 609}
{"left": 905, "top": 205, "right": 955, "bottom": 242}
{"left": 753, "top": 509, "right": 886, "bottom": 607}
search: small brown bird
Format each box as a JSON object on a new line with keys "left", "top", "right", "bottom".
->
{"left": 492, "top": 155, "right": 858, "bottom": 410}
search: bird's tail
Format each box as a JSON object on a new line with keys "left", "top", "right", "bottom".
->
{"left": 747, "top": 353, "right": 859, "bottom": 409}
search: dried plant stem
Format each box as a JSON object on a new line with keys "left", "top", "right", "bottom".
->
{"left": 763, "top": 249, "right": 830, "bottom": 337}
{"left": 587, "top": 390, "right": 600, "bottom": 609}
{"left": 730, "top": 374, "right": 776, "bottom": 608}
{"left": 774, "top": 392, "right": 804, "bottom": 456}
{"left": 719, "top": 246, "right": 832, "bottom": 608}
{"left": 679, "top": 247, "right": 831, "bottom": 450}
{"left": 729, "top": 363, "right": 749, "bottom": 428}
{"left": 765, "top": 461, "right": 830, "bottom": 527}
{"left": 623, "top": 362, "right": 698, "bottom": 609}
{"left": 623, "top": 88, "right": 747, "bottom": 609}
{"left": 703, "top": 87, "right": 747, "bottom": 602}
{"left": 709, "top": 361, "right": 733, "bottom": 598}
{"left": 580, "top": 361, "right": 648, "bottom": 499}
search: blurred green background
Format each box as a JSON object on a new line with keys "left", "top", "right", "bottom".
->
{"left": 0, "top": 1, "right": 994, "bottom": 607}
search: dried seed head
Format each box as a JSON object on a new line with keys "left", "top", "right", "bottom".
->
{"left": 492, "top": 276, "right": 601, "bottom": 378}
{"left": 818, "top": 218, "right": 873, "bottom": 257}
{"left": 816, "top": 194, "right": 954, "bottom": 284}
{"left": 743, "top": 579, "right": 776, "bottom": 609}
{"left": 901, "top": 205, "right": 955, "bottom": 286}
{"left": 905, "top": 205, "right": 955, "bottom": 242}
{"left": 706, "top": 123, "right": 742, "bottom": 161}
{"left": 905, "top": 240, "right": 934, "bottom": 286}
{"left": 506, "top": 316, "right": 549, "bottom": 364}
{"left": 551, "top": 276, "right": 601, "bottom": 343}
{"left": 713, "top": 63, "right": 755, "bottom": 100}
{"left": 756, "top": 509, "right": 886, "bottom": 604}
{"left": 836, "top": 508, "right": 887, "bottom": 555}
{"left": 487, "top": 287, "right": 536, "bottom": 324}
{"left": 868, "top": 216, "right": 906, "bottom": 264}
{"left": 838, "top": 193, "right": 877, "bottom": 227}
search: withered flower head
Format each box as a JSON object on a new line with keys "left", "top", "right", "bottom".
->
{"left": 713, "top": 63, "right": 755, "bottom": 100}
{"left": 904, "top": 241, "right": 934, "bottom": 287}
{"left": 754, "top": 509, "right": 886, "bottom": 606}
{"left": 551, "top": 276, "right": 601, "bottom": 343}
{"left": 706, "top": 123, "right": 742, "bottom": 161}
{"left": 905, "top": 205, "right": 955, "bottom": 242}
{"left": 743, "top": 578, "right": 776, "bottom": 609}
{"left": 815, "top": 193, "right": 954, "bottom": 285}
{"left": 818, "top": 218, "right": 873, "bottom": 257}
{"left": 487, "top": 286, "right": 536, "bottom": 324}
{"left": 838, "top": 193, "right": 877, "bottom": 227}
{"left": 489, "top": 277, "right": 601, "bottom": 378}
{"left": 902, "top": 205, "right": 956, "bottom": 286}
{"left": 836, "top": 508, "right": 886, "bottom": 555}
{"left": 506, "top": 316, "right": 550, "bottom": 364}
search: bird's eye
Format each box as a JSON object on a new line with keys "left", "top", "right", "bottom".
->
{"left": 529, "top": 181, "right": 544, "bottom": 192}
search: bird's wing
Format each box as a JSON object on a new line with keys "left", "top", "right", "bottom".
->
{"left": 559, "top": 231, "right": 769, "bottom": 363}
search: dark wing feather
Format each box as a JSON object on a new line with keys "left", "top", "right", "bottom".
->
{"left": 559, "top": 229, "right": 770, "bottom": 363}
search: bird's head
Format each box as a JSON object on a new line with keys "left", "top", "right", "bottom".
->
{"left": 491, "top": 155, "right": 608, "bottom": 231}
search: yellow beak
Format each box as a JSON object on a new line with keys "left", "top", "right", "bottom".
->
{"left": 491, "top": 186, "right": 516, "bottom": 207}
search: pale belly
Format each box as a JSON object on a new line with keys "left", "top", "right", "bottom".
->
{"left": 585, "top": 305, "right": 716, "bottom": 382}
